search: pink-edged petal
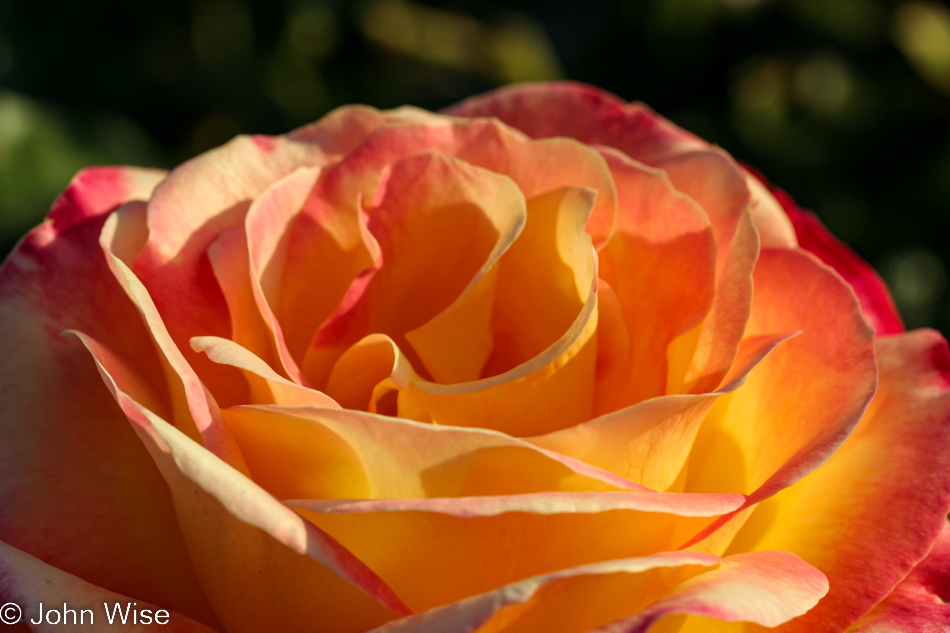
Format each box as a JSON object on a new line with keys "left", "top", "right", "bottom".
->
{"left": 191, "top": 336, "right": 339, "bottom": 408}
{"left": 646, "top": 150, "right": 760, "bottom": 396}
{"left": 133, "top": 134, "right": 325, "bottom": 396}
{"left": 303, "top": 152, "right": 527, "bottom": 388}
{"left": 597, "top": 550, "right": 828, "bottom": 632}
{"left": 243, "top": 166, "right": 322, "bottom": 381}
{"left": 290, "top": 491, "right": 743, "bottom": 519}
{"left": 596, "top": 149, "right": 716, "bottom": 409}
{"left": 682, "top": 249, "right": 877, "bottom": 542}
{"left": 722, "top": 329, "right": 950, "bottom": 632}
{"left": 443, "top": 80, "right": 705, "bottom": 163}
{"left": 447, "top": 83, "right": 766, "bottom": 397}
{"left": 0, "top": 540, "right": 219, "bottom": 633}
{"left": 362, "top": 549, "right": 824, "bottom": 633}
{"left": 0, "top": 194, "right": 212, "bottom": 621}
{"left": 293, "top": 496, "right": 742, "bottom": 614}
{"left": 530, "top": 332, "right": 796, "bottom": 491}
{"left": 47, "top": 165, "right": 166, "bottom": 232}
{"left": 101, "top": 213, "right": 247, "bottom": 468}
{"left": 221, "top": 404, "right": 652, "bottom": 501}
{"left": 849, "top": 521, "right": 950, "bottom": 633}
{"left": 746, "top": 165, "right": 904, "bottom": 336}
{"left": 364, "top": 551, "right": 724, "bottom": 633}
{"left": 74, "top": 332, "right": 409, "bottom": 632}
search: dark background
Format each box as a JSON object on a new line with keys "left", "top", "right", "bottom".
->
{"left": 1, "top": 0, "right": 949, "bottom": 332}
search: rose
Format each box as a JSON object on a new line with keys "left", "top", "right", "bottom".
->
{"left": 0, "top": 82, "right": 948, "bottom": 633}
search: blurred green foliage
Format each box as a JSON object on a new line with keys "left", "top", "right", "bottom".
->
{"left": 1, "top": 0, "right": 949, "bottom": 333}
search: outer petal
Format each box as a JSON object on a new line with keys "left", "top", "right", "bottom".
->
{"left": 361, "top": 550, "right": 824, "bottom": 633}
{"left": 294, "top": 498, "right": 741, "bottom": 614}
{"left": 723, "top": 330, "right": 950, "bottom": 632}
{"left": 0, "top": 178, "right": 214, "bottom": 622}
{"left": 746, "top": 166, "right": 904, "bottom": 336}
{"left": 0, "top": 540, "right": 217, "bottom": 633}
{"left": 223, "top": 405, "right": 742, "bottom": 613}
{"left": 682, "top": 249, "right": 877, "bottom": 542}
{"left": 443, "top": 81, "right": 705, "bottom": 163}
{"left": 46, "top": 166, "right": 166, "bottom": 231}
{"left": 849, "top": 521, "right": 950, "bottom": 632}
{"left": 74, "top": 332, "right": 409, "bottom": 633}
{"left": 596, "top": 551, "right": 827, "bottom": 633}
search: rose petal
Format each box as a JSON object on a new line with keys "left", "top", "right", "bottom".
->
{"left": 446, "top": 83, "right": 766, "bottom": 397}
{"left": 293, "top": 498, "right": 741, "bottom": 614}
{"left": 682, "top": 249, "right": 877, "bottom": 541}
{"left": 363, "top": 551, "right": 723, "bottom": 633}
{"left": 221, "top": 404, "right": 654, "bottom": 501}
{"left": 722, "top": 329, "right": 950, "bottom": 632}
{"left": 133, "top": 134, "right": 325, "bottom": 396}
{"left": 596, "top": 149, "right": 715, "bottom": 409}
{"left": 0, "top": 540, "right": 219, "bottom": 633}
{"left": 73, "top": 333, "right": 409, "bottom": 632}
{"left": 849, "top": 521, "right": 950, "bottom": 632}
{"left": 405, "top": 261, "right": 598, "bottom": 436}
{"left": 303, "top": 152, "right": 527, "bottom": 388}
{"left": 361, "top": 549, "right": 824, "bottom": 633}
{"left": 530, "top": 332, "right": 796, "bottom": 491}
{"left": 597, "top": 550, "right": 827, "bottom": 632}
{"left": 324, "top": 334, "right": 423, "bottom": 413}
{"left": 101, "top": 213, "right": 247, "bottom": 468}
{"left": 443, "top": 81, "right": 705, "bottom": 163}
{"left": 646, "top": 151, "right": 760, "bottom": 396}
{"left": 191, "top": 336, "right": 338, "bottom": 408}
{"left": 0, "top": 183, "right": 213, "bottom": 621}
{"left": 46, "top": 166, "right": 166, "bottom": 232}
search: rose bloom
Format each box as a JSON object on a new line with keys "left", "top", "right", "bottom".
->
{"left": 1, "top": 82, "right": 948, "bottom": 633}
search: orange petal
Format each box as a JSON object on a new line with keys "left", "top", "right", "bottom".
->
{"left": 304, "top": 152, "right": 527, "bottom": 387}
{"left": 221, "top": 404, "right": 653, "bottom": 502}
{"left": 324, "top": 334, "right": 423, "bottom": 413}
{"left": 648, "top": 150, "right": 760, "bottom": 395}
{"left": 723, "top": 329, "right": 950, "bottom": 632}
{"left": 597, "top": 149, "right": 716, "bottom": 409}
{"left": 531, "top": 332, "right": 796, "bottom": 491}
{"left": 294, "top": 498, "right": 741, "bottom": 614}
{"left": 0, "top": 540, "right": 220, "bottom": 632}
{"left": 191, "top": 336, "right": 338, "bottom": 408}
{"left": 598, "top": 550, "right": 827, "bottom": 632}
{"left": 682, "top": 248, "right": 877, "bottom": 545}
{"left": 407, "top": 266, "right": 597, "bottom": 436}
{"left": 76, "top": 336, "right": 409, "bottom": 632}
{"left": 0, "top": 180, "right": 212, "bottom": 621}
{"left": 400, "top": 186, "right": 599, "bottom": 435}
{"left": 359, "top": 549, "right": 824, "bottom": 633}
